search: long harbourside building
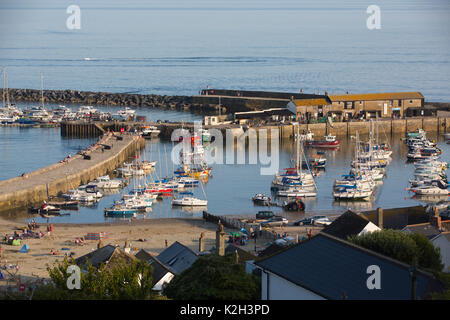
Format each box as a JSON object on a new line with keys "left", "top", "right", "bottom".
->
{"left": 286, "top": 92, "right": 424, "bottom": 121}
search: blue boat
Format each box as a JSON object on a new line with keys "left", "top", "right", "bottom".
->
{"left": 104, "top": 206, "right": 137, "bottom": 217}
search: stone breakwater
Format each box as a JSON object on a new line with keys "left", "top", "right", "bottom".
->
{"left": 1, "top": 88, "right": 220, "bottom": 114}
{"left": 0, "top": 134, "right": 145, "bottom": 214}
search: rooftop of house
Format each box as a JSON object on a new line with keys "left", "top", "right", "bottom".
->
{"left": 292, "top": 98, "right": 331, "bottom": 106}
{"left": 321, "top": 210, "right": 375, "bottom": 240}
{"left": 156, "top": 241, "right": 199, "bottom": 275}
{"left": 75, "top": 244, "right": 136, "bottom": 270}
{"left": 328, "top": 92, "right": 424, "bottom": 102}
{"left": 135, "top": 249, "right": 176, "bottom": 287}
{"left": 402, "top": 223, "right": 442, "bottom": 240}
{"left": 255, "top": 233, "right": 440, "bottom": 300}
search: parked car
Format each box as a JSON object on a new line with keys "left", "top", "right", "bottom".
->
{"left": 256, "top": 211, "right": 275, "bottom": 219}
{"left": 293, "top": 215, "right": 327, "bottom": 226}
{"left": 261, "top": 216, "right": 288, "bottom": 227}
{"left": 313, "top": 217, "right": 332, "bottom": 226}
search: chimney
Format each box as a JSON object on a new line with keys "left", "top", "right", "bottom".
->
{"left": 199, "top": 232, "right": 205, "bottom": 252}
{"left": 216, "top": 221, "right": 225, "bottom": 256}
{"left": 377, "top": 207, "right": 383, "bottom": 229}
{"left": 431, "top": 207, "right": 442, "bottom": 230}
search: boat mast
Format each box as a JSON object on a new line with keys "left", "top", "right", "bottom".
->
{"left": 164, "top": 144, "right": 169, "bottom": 178}
{"left": 296, "top": 125, "right": 300, "bottom": 176}
{"left": 40, "top": 72, "right": 44, "bottom": 108}
{"left": 2, "top": 67, "right": 5, "bottom": 108}
{"left": 5, "top": 72, "right": 10, "bottom": 108}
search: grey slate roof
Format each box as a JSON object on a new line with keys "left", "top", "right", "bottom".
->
{"left": 156, "top": 241, "right": 198, "bottom": 275}
{"left": 403, "top": 223, "right": 441, "bottom": 240}
{"left": 255, "top": 233, "right": 439, "bottom": 300}
{"left": 135, "top": 249, "right": 175, "bottom": 287}
{"left": 321, "top": 210, "right": 371, "bottom": 240}
{"left": 75, "top": 244, "right": 136, "bottom": 270}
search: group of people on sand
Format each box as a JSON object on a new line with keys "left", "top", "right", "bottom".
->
{"left": 27, "top": 219, "right": 38, "bottom": 231}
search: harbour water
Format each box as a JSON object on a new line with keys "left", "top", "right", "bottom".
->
{"left": 0, "top": 1, "right": 449, "bottom": 223}
{"left": 0, "top": 102, "right": 203, "bottom": 181}
{"left": 1, "top": 122, "right": 447, "bottom": 224}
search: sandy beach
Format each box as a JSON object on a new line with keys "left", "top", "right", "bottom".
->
{"left": 0, "top": 214, "right": 322, "bottom": 285}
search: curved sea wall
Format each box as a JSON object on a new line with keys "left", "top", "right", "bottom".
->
{"left": 0, "top": 134, "right": 145, "bottom": 214}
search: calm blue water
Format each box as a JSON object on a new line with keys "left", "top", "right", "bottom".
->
{"left": 0, "top": 101, "right": 203, "bottom": 181}
{"left": 16, "top": 132, "right": 450, "bottom": 224}
{"left": 0, "top": 1, "right": 449, "bottom": 223}
{"left": 0, "top": 0, "right": 449, "bottom": 100}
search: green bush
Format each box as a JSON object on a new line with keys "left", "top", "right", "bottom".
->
{"left": 163, "top": 254, "right": 260, "bottom": 300}
{"left": 348, "top": 229, "right": 443, "bottom": 272}
{"left": 31, "top": 256, "right": 159, "bottom": 300}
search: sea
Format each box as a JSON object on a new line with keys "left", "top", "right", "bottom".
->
{"left": 0, "top": 0, "right": 449, "bottom": 223}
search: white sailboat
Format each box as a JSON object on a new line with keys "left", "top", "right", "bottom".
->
{"left": 276, "top": 125, "right": 318, "bottom": 198}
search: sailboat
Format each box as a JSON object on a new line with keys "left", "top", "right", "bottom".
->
{"left": 0, "top": 68, "right": 22, "bottom": 124}
{"left": 333, "top": 131, "right": 375, "bottom": 201}
{"left": 172, "top": 135, "right": 208, "bottom": 207}
{"left": 276, "top": 125, "right": 318, "bottom": 198}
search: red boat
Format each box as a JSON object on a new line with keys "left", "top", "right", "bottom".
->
{"left": 306, "top": 134, "right": 340, "bottom": 148}
{"left": 145, "top": 188, "right": 173, "bottom": 194}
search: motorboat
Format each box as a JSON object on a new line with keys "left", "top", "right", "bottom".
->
{"left": 90, "top": 175, "right": 123, "bottom": 189}
{"left": 410, "top": 185, "right": 449, "bottom": 196}
{"left": 104, "top": 205, "right": 137, "bottom": 217}
{"left": 78, "top": 106, "right": 97, "bottom": 115}
{"left": 277, "top": 186, "right": 317, "bottom": 198}
{"left": 252, "top": 193, "right": 272, "bottom": 205}
{"left": 172, "top": 196, "right": 208, "bottom": 206}
{"left": 141, "top": 126, "right": 161, "bottom": 139}
{"left": 333, "top": 185, "right": 373, "bottom": 201}
{"left": 306, "top": 134, "right": 341, "bottom": 148}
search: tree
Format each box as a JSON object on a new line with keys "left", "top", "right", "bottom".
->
{"left": 162, "top": 254, "right": 260, "bottom": 300}
{"left": 348, "top": 229, "right": 443, "bottom": 273}
{"left": 30, "top": 256, "right": 161, "bottom": 300}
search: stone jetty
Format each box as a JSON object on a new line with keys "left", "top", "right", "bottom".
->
{"left": 1, "top": 88, "right": 219, "bottom": 114}
{"left": 0, "top": 133, "right": 145, "bottom": 214}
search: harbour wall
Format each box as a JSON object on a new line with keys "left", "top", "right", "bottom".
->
{"left": 0, "top": 134, "right": 145, "bottom": 214}
{"left": 2, "top": 88, "right": 218, "bottom": 114}
{"left": 58, "top": 116, "right": 450, "bottom": 141}
{"left": 276, "top": 117, "right": 450, "bottom": 138}
{"left": 3, "top": 88, "right": 449, "bottom": 115}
